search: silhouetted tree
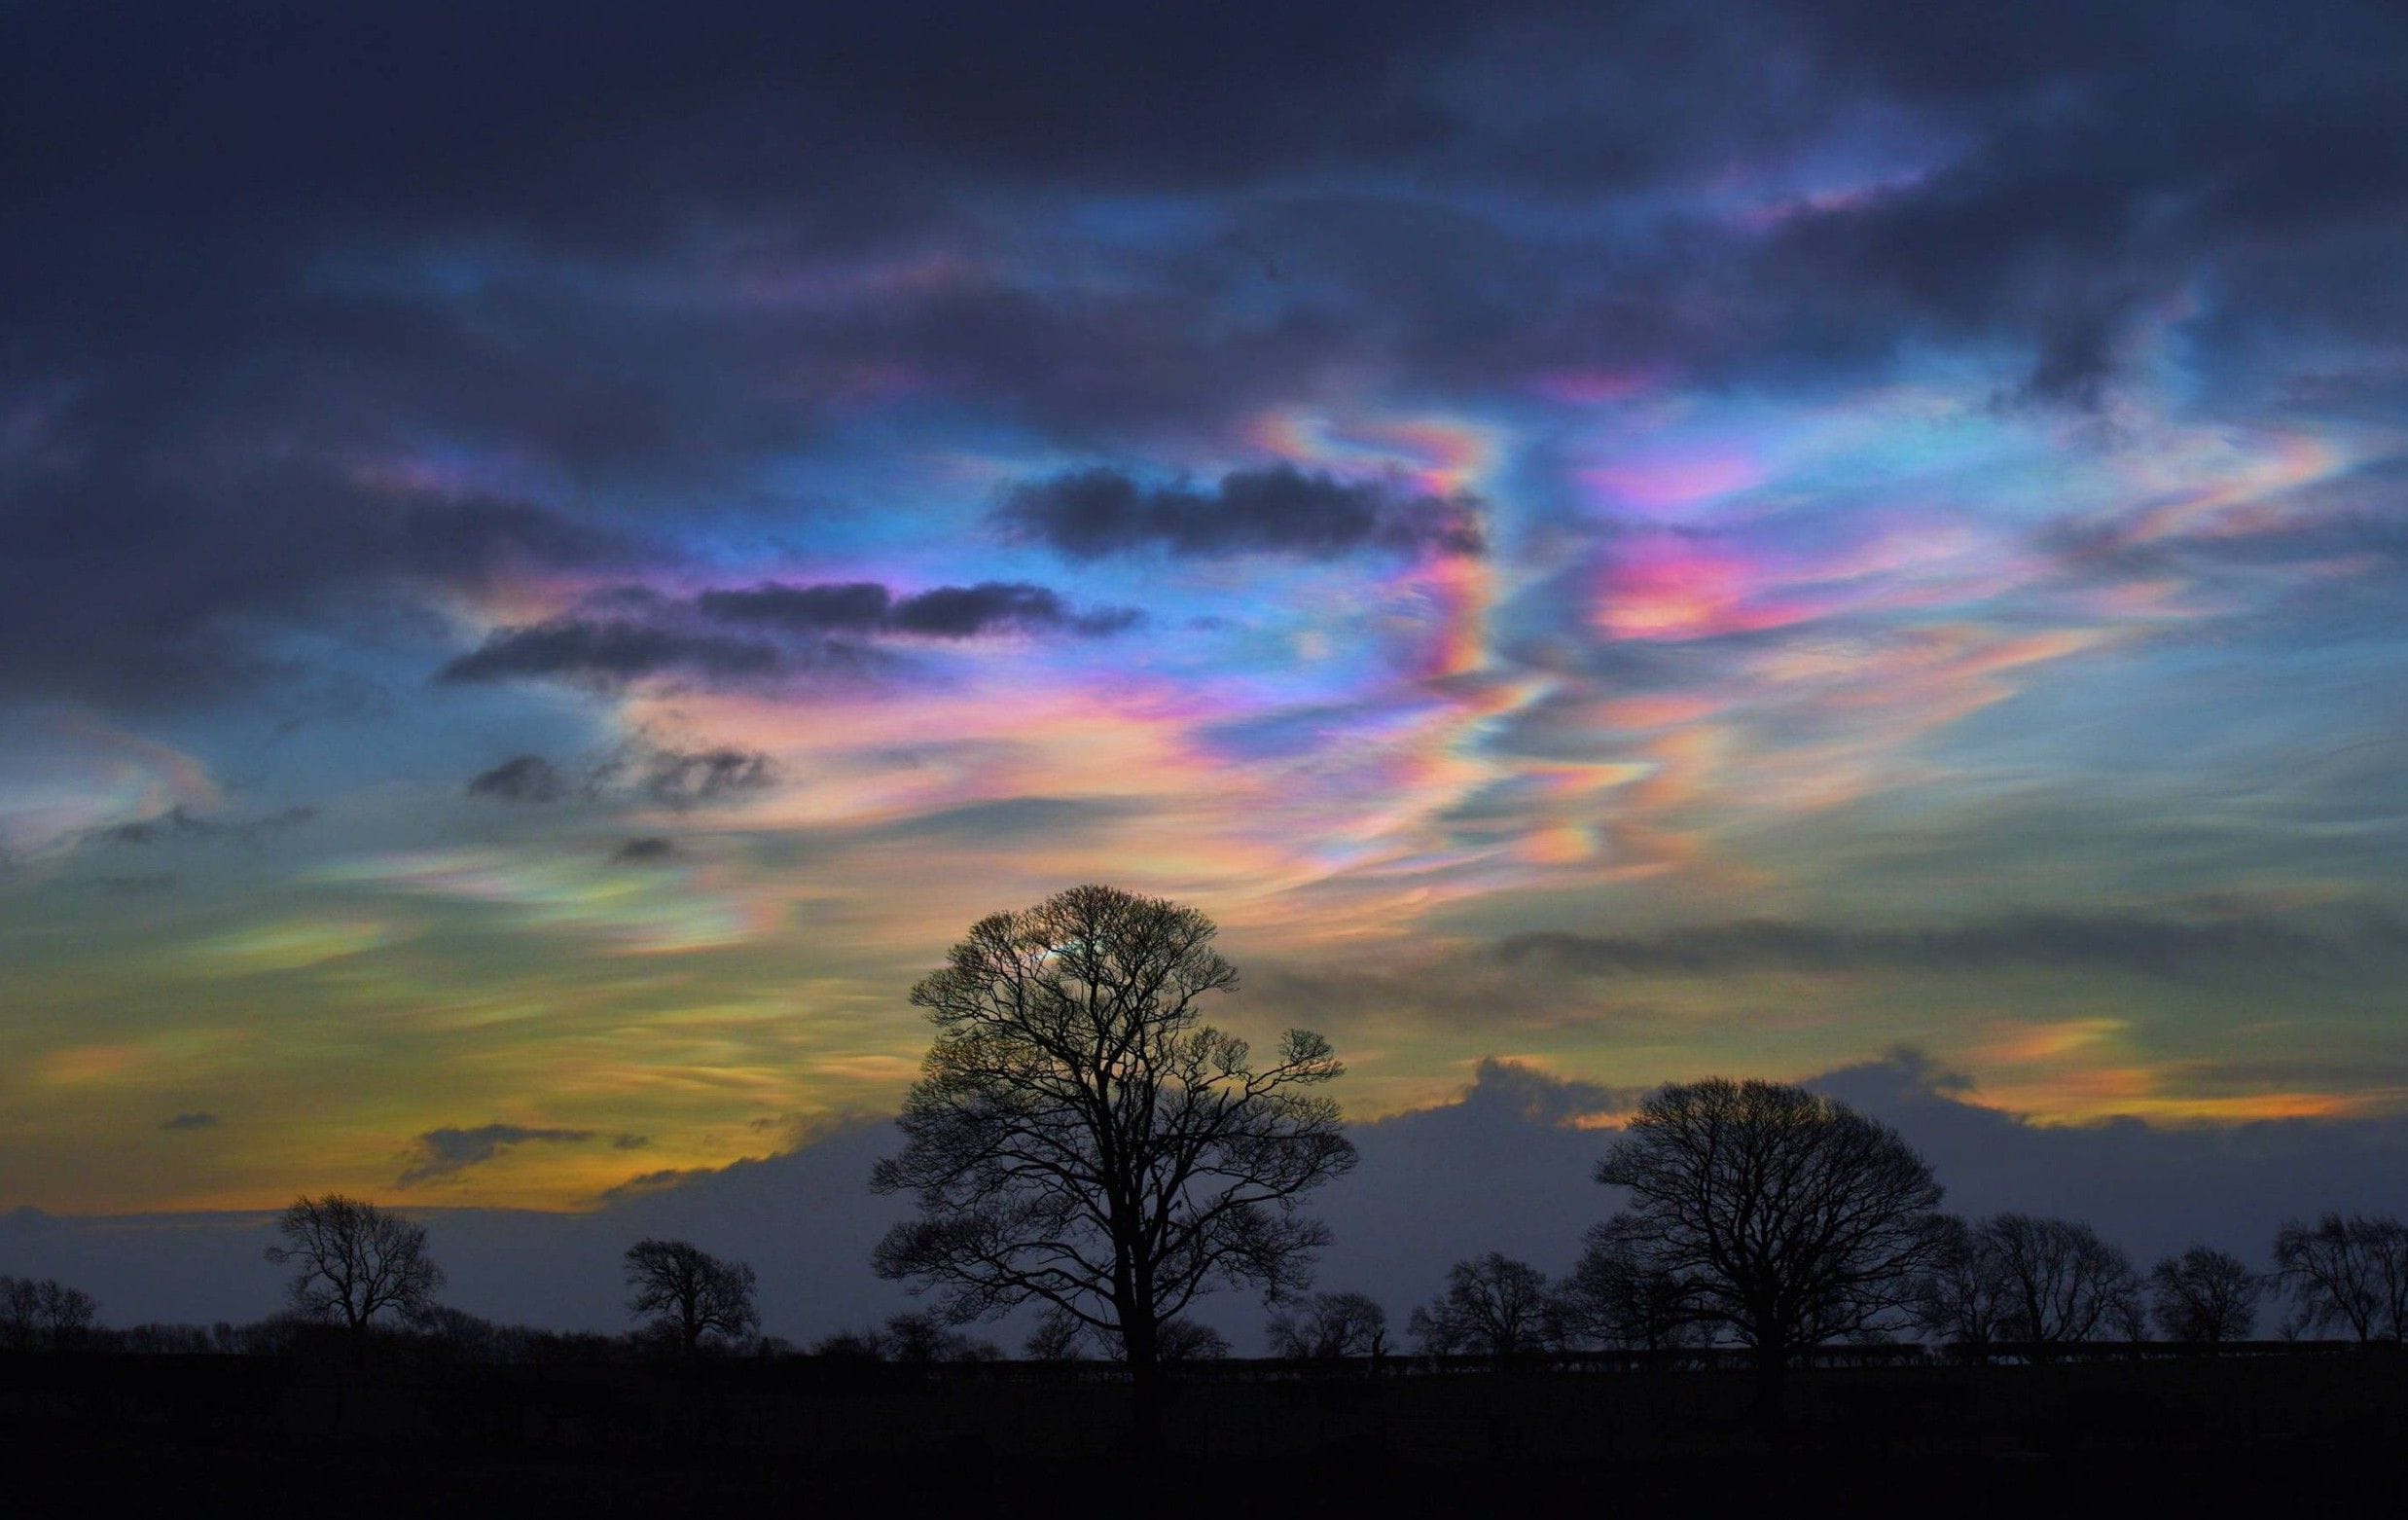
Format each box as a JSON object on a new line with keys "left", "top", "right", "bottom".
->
{"left": 1267, "top": 1290, "right": 1390, "bottom": 1358}
{"left": 0, "top": 1276, "right": 96, "bottom": 1350}
{"left": 1556, "top": 1214, "right": 1703, "bottom": 1353}
{"left": 623, "top": 1238, "right": 759, "bottom": 1356}
{"left": 1409, "top": 1253, "right": 1553, "bottom": 1357}
{"left": 1981, "top": 1213, "right": 2141, "bottom": 1349}
{"left": 1911, "top": 1215, "right": 2016, "bottom": 1357}
{"left": 264, "top": 1194, "right": 445, "bottom": 1345}
{"left": 1596, "top": 1079, "right": 1945, "bottom": 1405}
{"left": 2274, "top": 1212, "right": 2408, "bottom": 1343}
{"left": 871, "top": 885, "right": 1355, "bottom": 1448}
{"left": 2150, "top": 1246, "right": 2262, "bottom": 1344}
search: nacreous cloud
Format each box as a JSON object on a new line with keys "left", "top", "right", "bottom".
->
{"left": 996, "top": 464, "right": 1486, "bottom": 561}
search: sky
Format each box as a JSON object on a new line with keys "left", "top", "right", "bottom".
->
{"left": 5, "top": 0, "right": 2408, "bottom": 1266}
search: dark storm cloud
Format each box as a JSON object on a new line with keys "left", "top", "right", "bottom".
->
{"left": 9, "top": 0, "right": 2403, "bottom": 712}
{"left": 1736, "top": 1, "right": 2408, "bottom": 402}
{"left": 0, "top": 447, "right": 631, "bottom": 704}
{"left": 997, "top": 465, "right": 1486, "bottom": 561}
{"left": 1496, "top": 912, "right": 2408, "bottom": 982}
{"left": 465, "top": 754, "right": 570, "bottom": 805}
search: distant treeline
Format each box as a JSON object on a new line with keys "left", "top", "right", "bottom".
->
{"left": 8, "top": 1207, "right": 2406, "bottom": 1367}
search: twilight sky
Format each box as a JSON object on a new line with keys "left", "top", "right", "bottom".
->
{"left": 6, "top": 1, "right": 2408, "bottom": 1224}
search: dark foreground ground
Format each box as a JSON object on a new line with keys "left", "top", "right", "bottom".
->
{"left": 6, "top": 1351, "right": 2405, "bottom": 1510}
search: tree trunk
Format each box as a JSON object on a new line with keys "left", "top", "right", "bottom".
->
{"left": 1749, "top": 1341, "right": 1787, "bottom": 1425}
{"left": 1123, "top": 1314, "right": 1163, "bottom": 1456}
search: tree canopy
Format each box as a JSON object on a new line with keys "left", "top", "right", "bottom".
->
{"left": 1595, "top": 1078, "right": 1944, "bottom": 1385}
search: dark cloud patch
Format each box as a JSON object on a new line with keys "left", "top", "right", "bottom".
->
{"left": 1495, "top": 911, "right": 2408, "bottom": 982}
{"left": 440, "top": 579, "right": 1134, "bottom": 689}
{"left": 888, "top": 582, "right": 1141, "bottom": 638}
{"left": 701, "top": 579, "right": 1142, "bottom": 638}
{"left": 159, "top": 1112, "right": 220, "bottom": 1133}
{"left": 1448, "top": 1057, "right": 1645, "bottom": 1127}
{"left": 610, "top": 836, "right": 678, "bottom": 864}
{"left": 695, "top": 582, "right": 895, "bottom": 633}
{"left": 461, "top": 740, "right": 786, "bottom": 814}
{"left": 638, "top": 747, "right": 775, "bottom": 806}
{"left": 437, "top": 620, "right": 788, "bottom": 687}
{"left": 397, "top": 1124, "right": 600, "bottom": 1186}
{"left": 96, "top": 805, "right": 318, "bottom": 847}
{"left": 91, "top": 874, "right": 179, "bottom": 895}
{"left": 465, "top": 754, "right": 569, "bottom": 804}
{"left": 998, "top": 465, "right": 1486, "bottom": 561}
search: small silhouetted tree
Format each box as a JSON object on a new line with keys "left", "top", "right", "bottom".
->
{"left": 1982, "top": 1214, "right": 2141, "bottom": 1349}
{"left": 872, "top": 885, "right": 1355, "bottom": 1449}
{"left": 1267, "top": 1290, "right": 1390, "bottom": 1358}
{"left": 1024, "top": 1308, "right": 1089, "bottom": 1360}
{"left": 2150, "top": 1246, "right": 2261, "bottom": 1344}
{"left": 810, "top": 1329, "right": 888, "bottom": 1360}
{"left": 1155, "top": 1318, "right": 1232, "bottom": 1361}
{"left": 881, "top": 1311, "right": 1002, "bottom": 1362}
{"left": 1596, "top": 1079, "right": 1945, "bottom": 1406}
{"left": 1911, "top": 1215, "right": 2016, "bottom": 1357}
{"left": 1409, "top": 1253, "right": 1553, "bottom": 1357}
{"left": 1557, "top": 1215, "right": 1702, "bottom": 1353}
{"left": 264, "top": 1195, "right": 445, "bottom": 1346}
{"left": 2274, "top": 1212, "right": 2408, "bottom": 1343}
{"left": 624, "top": 1238, "right": 759, "bottom": 1356}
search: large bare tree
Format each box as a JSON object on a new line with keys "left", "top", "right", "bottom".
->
{"left": 1981, "top": 1213, "right": 2141, "bottom": 1349}
{"left": 2274, "top": 1212, "right": 2408, "bottom": 1343}
{"left": 624, "top": 1238, "right": 760, "bottom": 1356}
{"left": 1408, "top": 1252, "right": 1554, "bottom": 1357}
{"left": 264, "top": 1194, "right": 445, "bottom": 1345}
{"left": 1596, "top": 1078, "right": 1944, "bottom": 1403}
{"left": 872, "top": 884, "right": 1354, "bottom": 1444}
{"left": 1267, "top": 1289, "right": 1390, "bottom": 1359}
{"left": 2150, "top": 1246, "right": 2262, "bottom": 1343}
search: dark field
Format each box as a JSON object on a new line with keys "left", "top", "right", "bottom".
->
{"left": 7, "top": 1351, "right": 2407, "bottom": 1509}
